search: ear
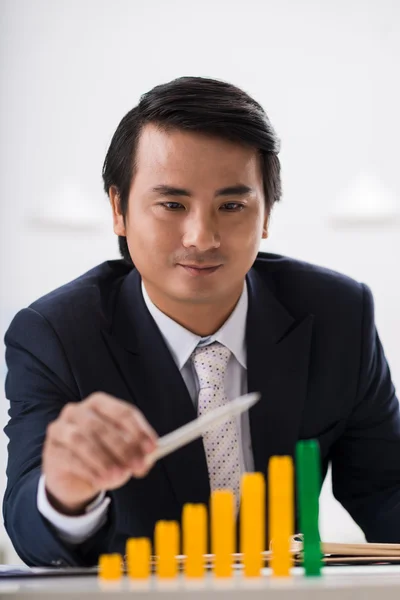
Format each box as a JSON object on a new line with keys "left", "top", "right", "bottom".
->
{"left": 262, "top": 213, "right": 269, "bottom": 239}
{"left": 109, "top": 186, "right": 126, "bottom": 236}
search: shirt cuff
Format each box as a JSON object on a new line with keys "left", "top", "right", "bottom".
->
{"left": 37, "top": 474, "right": 110, "bottom": 544}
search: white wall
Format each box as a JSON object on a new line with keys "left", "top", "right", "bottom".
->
{"left": 1, "top": 0, "right": 400, "bottom": 562}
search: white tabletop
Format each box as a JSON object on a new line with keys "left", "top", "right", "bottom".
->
{"left": 1, "top": 566, "right": 400, "bottom": 599}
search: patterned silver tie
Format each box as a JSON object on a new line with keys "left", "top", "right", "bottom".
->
{"left": 191, "top": 342, "right": 241, "bottom": 507}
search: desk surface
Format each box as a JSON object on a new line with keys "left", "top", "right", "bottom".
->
{"left": 1, "top": 566, "right": 400, "bottom": 599}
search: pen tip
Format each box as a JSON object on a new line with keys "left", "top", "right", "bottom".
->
{"left": 239, "top": 392, "right": 261, "bottom": 407}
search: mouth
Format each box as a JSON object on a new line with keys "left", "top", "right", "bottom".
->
{"left": 177, "top": 264, "right": 222, "bottom": 277}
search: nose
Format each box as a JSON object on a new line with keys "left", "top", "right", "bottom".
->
{"left": 182, "top": 211, "right": 221, "bottom": 252}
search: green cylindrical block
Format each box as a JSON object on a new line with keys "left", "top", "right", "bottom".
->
{"left": 295, "top": 439, "right": 322, "bottom": 577}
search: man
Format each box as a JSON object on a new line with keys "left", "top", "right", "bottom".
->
{"left": 3, "top": 76, "right": 400, "bottom": 567}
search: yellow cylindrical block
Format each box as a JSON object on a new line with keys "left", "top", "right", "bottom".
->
{"left": 183, "top": 503, "right": 207, "bottom": 578}
{"left": 98, "top": 553, "right": 123, "bottom": 580}
{"left": 211, "top": 490, "right": 235, "bottom": 578}
{"left": 240, "top": 472, "right": 266, "bottom": 577}
{"left": 126, "top": 537, "right": 151, "bottom": 579}
{"left": 155, "top": 520, "right": 180, "bottom": 579}
{"left": 268, "top": 456, "right": 294, "bottom": 577}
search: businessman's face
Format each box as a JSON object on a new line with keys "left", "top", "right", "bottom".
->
{"left": 111, "top": 124, "right": 268, "bottom": 310}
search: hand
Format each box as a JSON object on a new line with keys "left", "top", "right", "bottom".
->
{"left": 42, "top": 392, "right": 157, "bottom": 515}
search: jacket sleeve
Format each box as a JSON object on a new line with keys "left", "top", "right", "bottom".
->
{"left": 331, "top": 284, "right": 400, "bottom": 542}
{"left": 3, "top": 307, "right": 116, "bottom": 566}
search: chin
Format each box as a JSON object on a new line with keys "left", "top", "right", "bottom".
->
{"left": 170, "top": 282, "right": 228, "bottom": 304}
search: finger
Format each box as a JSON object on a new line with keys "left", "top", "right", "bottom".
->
{"left": 130, "top": 408, "right": 158, "bottom": 450}
{"left": 90, "top": 417, "right": 151, "bottom": 467}
{"left": 48, "top": 420, "right": 124, "bottom": 477}
{"left": 130, "top": 455, "right": 153, "bottom": 478}
{"left": 45, "top": 440, "right": 103, "bottom": 488}
{"left": 75, "top": 406, "right": 154, "bottom": 468}
{"left": 52, "top": 409, "right": 152, "bottom": 475}
{"left": 88, "top": 394, "right": 158, "bottom": 444}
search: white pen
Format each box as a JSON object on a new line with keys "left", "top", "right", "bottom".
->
{"left": 144, "top": 392, "right": 261, "bottom": 466}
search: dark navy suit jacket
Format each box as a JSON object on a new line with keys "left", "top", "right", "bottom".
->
{"left": 3, "top": 253, "right": 400, "bottom": 566}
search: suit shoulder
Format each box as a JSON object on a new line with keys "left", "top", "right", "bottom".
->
{"left": 29, "top": 260, "right": 132, "bottom": 325}
{"left": 254, "top": 252, "right": 366, "bottom": 313}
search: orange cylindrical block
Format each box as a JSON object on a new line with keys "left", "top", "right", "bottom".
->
{"left": 211, "top": 490, "right": 235, "bottom": 578}
{"left": 182, "top": 503, "right": 207, "bottom": 578}
{"left": 268, "top": 456, "right": 294, "bottom": 577}
{"left": 155, "top": 520, "right": 180, "bottom": 579}
{"left": 98, "top": 553, "right": 123, "bottom": 580}
{"left": 126, "top": 537, "right": 151, "bottom": 579}
{"left": 240, "top": 472, "right": 266, "bottom": 577}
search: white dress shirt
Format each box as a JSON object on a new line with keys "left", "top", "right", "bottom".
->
{"left": 37, "top": 281, "right": 254, "bottom": 543}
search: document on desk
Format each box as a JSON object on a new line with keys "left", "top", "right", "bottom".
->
{"left": 0, "top": 565, "right": 97, "bottom": 578}
{"left": 290, "top": 536, "right": 400, "bottom": 565}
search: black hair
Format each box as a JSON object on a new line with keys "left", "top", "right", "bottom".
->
{"left": 102, "top": 76, "right": 282, "bottom": 263}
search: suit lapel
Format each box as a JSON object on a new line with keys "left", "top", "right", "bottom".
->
{"left": 246, "top": 267, "right": 314, "bottom": 473}
{"left": 102, "top": 269, "right": 210, "bottom": 510}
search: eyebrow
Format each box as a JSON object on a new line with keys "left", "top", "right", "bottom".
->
{"left": 151, "top": 184, "right": 254, "bottom": 197}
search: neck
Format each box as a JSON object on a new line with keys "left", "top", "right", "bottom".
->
{"left": 143, "top": 282, "right": 244, "bottom": 337}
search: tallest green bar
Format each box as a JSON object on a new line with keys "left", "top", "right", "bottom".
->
{"left": 295, "top": 439, "right": 322, "bottom": 576}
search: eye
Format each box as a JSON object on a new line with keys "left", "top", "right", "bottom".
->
{"left": 160, "top": 202, "right": 185, "bottom": 211}
{"left": 221, "top": 202, "right": 245, "bottom": 211}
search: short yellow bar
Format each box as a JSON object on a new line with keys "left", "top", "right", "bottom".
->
{"left": 98, "top": 553, "right": 123, "bottom": 580}
{"left": 183, "top": 503, "right": 207, "bottom": 578}
{"left": 126, "top": 537, "right": 151, "bottom": 579}
{"left": 240, "top": 472, "right": 266, "bottom": 577}
{"left": 269, "top": 456, "right": 294, "bottom": 577}
{"left": 155, "top": 520, "right": 180, "bottom": 579}
{"left": 211, "top": 490, "right": 235, "bottom": 578}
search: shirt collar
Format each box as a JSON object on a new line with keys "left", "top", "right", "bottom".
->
{"left": 141, "top": 281, "right": 248, "bottom": 371}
